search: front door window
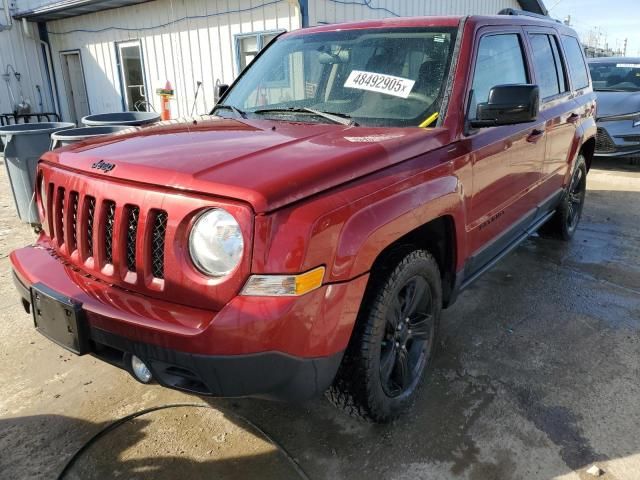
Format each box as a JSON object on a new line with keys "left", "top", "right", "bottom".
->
{"left": 469, "top": 34, "right": 528, "bottom": 119}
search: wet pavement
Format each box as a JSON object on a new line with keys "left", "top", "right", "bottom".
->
{"left": 1, "top": 157, "right": 639, "bottom": 480}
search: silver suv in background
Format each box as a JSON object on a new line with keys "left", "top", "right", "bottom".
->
{"left": 588, "top": 58, "right": 640, "bottom": 164}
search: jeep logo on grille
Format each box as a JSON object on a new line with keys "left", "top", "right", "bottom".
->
{"left": 91, "top": 159, "right": 116, "bottom": 172}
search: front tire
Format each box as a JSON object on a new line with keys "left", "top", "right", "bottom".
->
{"left": 539, "top": 155, "right": 587, "bottom": 241}
{"left": 327, "top": 249, "right": 442, "bottom": 422}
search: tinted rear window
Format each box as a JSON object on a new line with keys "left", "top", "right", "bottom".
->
{"left": 562, "top": 35, "right": 590, "bottom": 89}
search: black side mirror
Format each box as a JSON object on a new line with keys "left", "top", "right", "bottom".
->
{"left": 214, "top": 84, "right": 230, "bottom": 103}
{"left": 471, "top": 84, "right": 539, "bottom": 128}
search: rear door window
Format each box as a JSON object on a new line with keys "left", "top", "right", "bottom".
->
{"left": 549, "top": 36, "right": 567, "bottom": 93}
{"left": 561, "top": 35, "right": 590, "bottom": 90}
{"left": 469, "top": 34, "right": 528, "bottom": 119}
{"left": 529, "top": 34, "right": 568, "bottom": 99}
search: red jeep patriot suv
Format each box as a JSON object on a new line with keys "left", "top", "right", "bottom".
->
{"left": 11, "top": 11, "right": 596, "bottom": 422}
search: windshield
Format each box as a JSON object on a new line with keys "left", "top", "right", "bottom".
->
{"left": 217, "top": 27, "right": 458, "bottom": 128}
{"left": 589, "top": 61, "right": 640, "bottom": 92}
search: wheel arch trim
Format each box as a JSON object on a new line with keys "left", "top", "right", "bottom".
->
{"left": 331, "top": 175, "right": 465, "bottom": 294}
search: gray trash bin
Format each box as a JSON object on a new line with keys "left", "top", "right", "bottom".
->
{"left": 50, "top": 125, "right": 135, "bottom": 150}
{"left": 0, "top": 122, "right": 74, "bottom": 225}
{"left": 81, "top": 111, "right": 160, "bottom": 127}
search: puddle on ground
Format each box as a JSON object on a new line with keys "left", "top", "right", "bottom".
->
{"left": 64, "top": 405, "right": 301, "bottom": 480}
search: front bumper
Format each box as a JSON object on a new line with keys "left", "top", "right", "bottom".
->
{"left": 10, "top": 245, "right": 369, "bottom": 400}
{"left": 595, "top": 121, "right": 640, "bottom": 158}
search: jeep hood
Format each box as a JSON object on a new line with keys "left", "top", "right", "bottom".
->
{"left": 42, "top": 116, "right": 449, "bottom": 213}
{"left": 595, "top": 90, "right": 640, "bottom": 118}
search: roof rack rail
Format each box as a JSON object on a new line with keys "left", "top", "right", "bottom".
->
{"left": 497, "top": 8, "right": 562, "bottom": 23}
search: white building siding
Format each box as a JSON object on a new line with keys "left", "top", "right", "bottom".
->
{"left": 46, "top": 0, "right": 301, "bottom": 121}
{"left": 308, "top": 0, "right": 522, "bottom": 26}
{"left": 0, "top": 18, "right": 54, "bottom": 114}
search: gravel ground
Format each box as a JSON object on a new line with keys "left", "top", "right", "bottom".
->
{"left": 0, "top": 156, "right": 639, "bottom": 480}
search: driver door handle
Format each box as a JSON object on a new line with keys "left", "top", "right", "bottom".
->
{"left": 526, "top": 128, "right": 545, "bottom": 144}
{"left": 567, "top": 113, "right": 580, "bottom": 124}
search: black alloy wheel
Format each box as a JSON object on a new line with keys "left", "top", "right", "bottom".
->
{"left": 327, "top": 249, "right": 442, "bottom": 422}
{"left": 380, "top": 275, "right": 435, "bottom": 398}
{"left": 566, "top": 161, "right": 586, "bottom": 234}
{"left": 539, "top": 154, "right": 587, "bottom": 241}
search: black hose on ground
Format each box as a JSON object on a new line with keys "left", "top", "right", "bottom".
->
{"left": 56, "top": 403, "right": 310, "bottom": 480}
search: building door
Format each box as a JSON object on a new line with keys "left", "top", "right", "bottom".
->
{"left": 116, "top": 41, "right": 148, "bottom": 111}
{"left": 60, "top": 51, "right": 89, "bottom": 124}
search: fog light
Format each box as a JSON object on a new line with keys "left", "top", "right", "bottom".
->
{"left": 130, "top": 355, "right": 153, "bottom": 383}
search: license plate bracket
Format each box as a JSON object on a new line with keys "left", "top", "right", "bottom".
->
{"left": 31, "top": 283, "right": 89, "bottom": 355}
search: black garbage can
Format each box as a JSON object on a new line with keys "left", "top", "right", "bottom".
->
{"left": 81, "top": 111, "right": 160, "bottom": 127}
{"left": 0, "top": 122, "right": 74, "bottom": 225}
{"left": 50, "top": 125, "right": 136, "bottom": 150}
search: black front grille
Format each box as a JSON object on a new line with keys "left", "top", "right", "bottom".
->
{"left": 596, "top": 127, "right": 616, "bottom": 153}
{"left": 56, "top": 187, "right": 65, "bottom": 246}
{"left": 70, "top": 192, "right": 79, "bottom": 252}
{"left": 104, "top": 201, "right": 116, "bottom": 265}
{"left": 45, "top": 180, "right": 176, "bottom": 289}
{"left": 151, "top": 211, "right": 167, "bottom": 279}
{"left": 126, "top": 206, "right": 139, "bottom": 272}
{"left": 86, "top": 196, "right": 96, "bottom": 257}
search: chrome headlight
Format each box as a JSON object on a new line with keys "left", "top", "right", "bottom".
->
{"left": 188, "top": 208, "right": 244, "bottom": 277}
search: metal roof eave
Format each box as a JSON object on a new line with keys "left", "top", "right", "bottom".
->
{"left": 15, "top": 0, "right": 548, "bottom": 23}
{"left": 14, "top": 0, "right": 154, "bottom": 22}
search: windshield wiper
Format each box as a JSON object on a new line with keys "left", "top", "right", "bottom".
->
{"left": 253, "top": 107, "right": 356, "bottom": 126}
{"left": 214, "top": 104, "right": 247, "bottom": 119}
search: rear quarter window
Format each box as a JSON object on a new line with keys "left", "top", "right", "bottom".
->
{"left": 561, "top": 35, "right": 590, "bottom": 90}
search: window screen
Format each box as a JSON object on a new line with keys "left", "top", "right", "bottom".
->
{"left": 239, "top": 36, "right": 259, "bottom": 71}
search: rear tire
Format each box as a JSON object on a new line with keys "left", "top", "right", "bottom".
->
{"left": 538, "top": 154, "right": 587, "bottom": 241}
{"left": 326, "top": 249, "right": 442, "bottom": 422}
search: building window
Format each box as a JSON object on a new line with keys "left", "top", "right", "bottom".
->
{"left": 236, "top": 31, "right": 284, "bottom": 73}
{"left": 116, "top": 40, "right": 148, "bottom": 111}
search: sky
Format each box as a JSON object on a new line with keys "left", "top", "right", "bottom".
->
{"left": 547, "top": 0, "right": 640, "bottom": 56}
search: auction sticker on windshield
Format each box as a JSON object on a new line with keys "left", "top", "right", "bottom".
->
{"left": 344, "top": 70, "right": 415, "bottom": 99}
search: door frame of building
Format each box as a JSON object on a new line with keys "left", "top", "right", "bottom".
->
{"left": 59, "top": 49, "right": 90, "bottom": 124}
{"left": 115, "top": 39, "right": 149, "bottom": 112}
